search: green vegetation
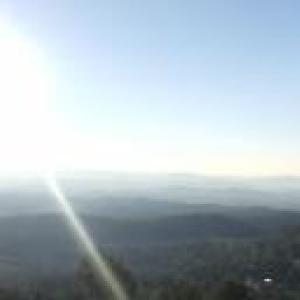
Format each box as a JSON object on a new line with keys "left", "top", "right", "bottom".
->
{"left": 1, "top": 206, "right": 300, "bottom": 299}
{"left": 2, "top": 226, "right": 300, "bottom": 299}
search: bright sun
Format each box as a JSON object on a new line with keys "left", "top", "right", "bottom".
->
{"left": 0, "top": 23, "right": 55, "bottom": 175}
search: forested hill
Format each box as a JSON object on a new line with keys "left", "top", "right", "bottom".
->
{"left": 0, "top": 206, "right": 299, "bottom": 281}
{"left": 0, "top": 205, "right": 299, "bottom": 298}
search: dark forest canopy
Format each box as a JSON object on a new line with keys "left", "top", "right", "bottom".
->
{"left": 0, "top": 204, "right": 300, "bottom": 299}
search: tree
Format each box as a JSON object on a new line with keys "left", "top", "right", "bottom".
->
{"left": 158, "top": 281, "right": 203, "bottom": 300}
{"left": 215, "top": 280, "right": 253, "bottom": 300}
{"left": 74, "top": 254, "right": 137, "bottom": 300}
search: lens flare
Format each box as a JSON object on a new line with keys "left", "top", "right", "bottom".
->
{"left": 0, "top": 19, "right": 128, "bottom": 299}
{"left": 45, "top": 174, "right": 128, "bottom": 300}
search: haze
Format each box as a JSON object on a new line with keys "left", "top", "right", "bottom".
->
{"left": 0, "top": 1, "right": 299, "bottom": 175}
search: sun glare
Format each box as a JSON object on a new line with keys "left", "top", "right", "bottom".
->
{"left": 0, "top": 22, "right": 128, "bottom": 299}
{"left": 0, "top": 22, "right": 54, "bottom": 174}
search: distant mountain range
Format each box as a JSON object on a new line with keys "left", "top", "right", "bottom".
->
{"left": 0, "top": 173, "right": 299, "bottom": 217}
{"left": 0, "top": 205, "right": 299, "bottom": 281}
{"left": 0, "top": 173, "right": 299, "bottom": 283}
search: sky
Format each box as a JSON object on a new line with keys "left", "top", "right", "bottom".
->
{"left": 0, "top": 0, "right": 299, "bottom": 175}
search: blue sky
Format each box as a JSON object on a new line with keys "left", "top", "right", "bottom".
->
{"left": 0, "top": 1, "right": 300, "bottom": 175}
